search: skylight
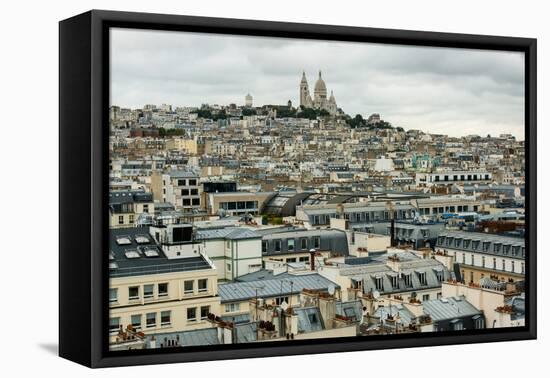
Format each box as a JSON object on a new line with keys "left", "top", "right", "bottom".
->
{"left": 116, "top": 236, "right": 132, "bottom": 245}
{"left": 144, "top": 248, "right": 160, "bottom": 258}
{"left": 135, "top": 235, "right": 150, "bottom": 244}
{"left": 125, "top": 250, "right": 140, "bottom": 259}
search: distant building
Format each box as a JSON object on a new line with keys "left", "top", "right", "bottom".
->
{"left": 299, "top": 71, "right": 337, "bottom": 115}
{"left": 245, "top": 93, "right": 253, "bottom": 107}
{"left": 151, "top": 170, "right": 201, "bottom": 211}
{"left": 109, "top": 190, "right": 155, "bottom": 229}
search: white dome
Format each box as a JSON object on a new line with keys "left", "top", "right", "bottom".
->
{"left": 314, "top": 71, "right": 327, "bottom": 95}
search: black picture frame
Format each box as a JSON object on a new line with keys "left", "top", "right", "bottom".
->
{"left": 59, "top": 9, "right": 537, "bottom": 368}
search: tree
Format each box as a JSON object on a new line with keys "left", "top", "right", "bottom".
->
{"left": 242, "top": 108, "right": 257, "bottom": 116}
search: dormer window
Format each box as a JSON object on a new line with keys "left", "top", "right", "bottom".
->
{"left": 417, "top": 272, "right": 427, "bottom": 286}
{"left": 389, "top": 275, "right": 398, "bottom": 289}
{"left": 402, "top": 273, "right": 412, "bottom": 288}
{"left": 374, "top": 276, "right": 384, "bottom": 291}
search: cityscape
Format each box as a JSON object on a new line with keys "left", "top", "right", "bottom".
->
{"left": 108, "top": 32, "right": 526, "bottom": 351}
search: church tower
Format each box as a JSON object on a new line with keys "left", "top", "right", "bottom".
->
{"left": 299, "top": 71, "right": 312, "bottom": 107}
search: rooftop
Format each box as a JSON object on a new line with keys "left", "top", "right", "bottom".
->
{"left": 218, "top": 273, "right": 339, "bottom": 303}
{"left": 109, "top": 227, "right": 213, "bottom": 278}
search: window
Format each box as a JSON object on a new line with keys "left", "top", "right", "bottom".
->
{"left": 192, "top": 198, "right": 200, "bottom": 206}
{"left": 158, "top": 283, "right": 168, "bottom": 297}
{"left": 299, "top": 256, "right": 309, "bottom": 263}
{"left": 262, "top": 240, "right": 268, "bottom": 253}
{"left": 188, "top": 179, "right": 197, "bottom": 186}
{"left": 109, "top": 288, "right": 118, "bottom": 303}
{"left": 483, "top": 242, "right": 490, "bottom": 252}
{"left": 493, "top": 258, "right": 497, "bottom": 269}
{"left": 462, "top": 253, "right": 466, "bottom": 264}
{"left": 181, "top": 189, "right": 189, "bottom": 195}
{"left": 178, "top": 179, "right": 187, "bottom": 186}
{"left": 521, "top": 262, "right": 525, "bottom": 274}
{"left": 128, "top": 286, "right": 139, "bottom": 300}
{"left": 374, "top": 276, "right": 384, "bottom": 291}
{"left": 109, "top": 317, "right": 120, "bottom": 335}
{"left": 144, "top": 284, "right": 154, "bottom": 299}
{"left": 287, "top": 239, "right": 295, "bottom": 251}
{"left": 494, "top": 243, "right": 501, "bottom": 253}
{"left": 129, "top": 214, "right": 134, "bottom": 224}
{"left": 274, "top": 240, "right": 281, "bottom": 252}
{"left": 118, "top": 215, "right": 124, "bottom": 225}
{"left": 286, "top": 258, "right": 296, "bottom": 263}
{"left": 198, "top": 279, "right": 208, "bottom": 293}
{"left": 225, "top": 303, "right": 240, "bottom": 313}
{"left": 182, "top": 198, "right": 191, "bottom": 206}
{"left": 227, "top": 263, "right": 231, "bottom": 272}
{"left": 452, "top": 320, "right": 464, "bottom": 331}
{"left": 187, "top": 307, "right": 197, "bottom": 322}
{"left": 161, "top": 311, "right": 171, "bottom": 327}
{"left": 146, "top": 312, "right": 156, "bottom": 328}
{"left": 402, "top": 273, "right": 412, "bottom": 288}
{"left": 470, "top": 254, "right": 474, "bottom": 265}
{"left": 143, "top": 204, "right": 149, "bottom": 213}
{"left": 201, "top": 306, "right": 210, "bottom": 320}
{"left": 422, "top": 294, "right": 430, "bottom": 302}
{"left": 418, "top": 272, "right": 427, "bottom": 286}
{"left": 390, "top": 275, "right": 398, "bottom": 289}
{"left": 463, "top": 239, "right": 470, "bottom": 249}
{"left": 474, "top": 316, "right": 485, "bottom": 329}
{"left": 313, "top": 236, "right": 321, "bottom": 249}
{"left": 184, "top": 280, "right": 194, "bottom": 294}
{"left": 502, "top": 259, "right": 506, "bottom": 271}
{"left": 511, "top": 261, "right": 515, "bottom": 272}
{"left": 435, "top": 270, "right": 444, "bottom": 282}
{"left": 190, "top": 188, "right": 198, "bottom": 195}
{"left": 131, "top": 314, "right": 141, "bottom": 330}
{"left": 275, "top": 296, "right": 289, "bottom": 306}
{"left": 482, "top": 256, "right": 485, "bottom": 268}
{"left": 469, "top": 271, "right": 474, "bottom": 283}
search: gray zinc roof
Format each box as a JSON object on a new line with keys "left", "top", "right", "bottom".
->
{"left": 423, "top": 296, "right": 481, "bottom": 321}
{"left": 218, "top": 273, "right": 339, "bottom": 303}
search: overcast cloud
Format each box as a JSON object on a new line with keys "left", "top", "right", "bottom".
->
{"left": 111, "top": 28, "right": 525, "bottom": 139}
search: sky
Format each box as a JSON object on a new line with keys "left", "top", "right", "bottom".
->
{"left": 110, "top": 28, "right": 525, "bottom": 139}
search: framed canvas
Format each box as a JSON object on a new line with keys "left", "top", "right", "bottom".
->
{"left": 59, "top": 10, "right": 537, "bottom": 368}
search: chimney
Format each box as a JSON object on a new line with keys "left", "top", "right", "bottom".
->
{"left": 310, "top": 249, "right": 316, "bottom": 271}
{"left": 318, "top": 293, "right": 336, "bottom": 329}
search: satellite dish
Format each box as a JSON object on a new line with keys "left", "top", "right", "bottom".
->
{"left": 280, "top": 301, "right": 289, "bottom": 311}
{"left": 328, "top": 284, "right": 335, "bottom": 296}
{"left": 373, "top": 290, "right": 381, "bottom": 299}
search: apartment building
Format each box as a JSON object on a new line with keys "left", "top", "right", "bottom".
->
{"left": 196, "top": 227, "right": 263, "bottom": 281}
{"left": 434, "top": 230, "right": 525, "bottom": 284}
{"left": 109, "top": 190, "right": 155, "bottom": 229}
{"left": 416, "top": 170, "right": 492, "bottom": 187}
{"left": 109, "top": 227, "right": 220, "bottom": 345}
{"left": 319, "top": 249, "right": 453, "bottom": 304}
{"left": 205, "top": 191, "right": 275, "bottom": 216}
{"left": 151, "top": 170, "right": 201, "bottom": 211}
